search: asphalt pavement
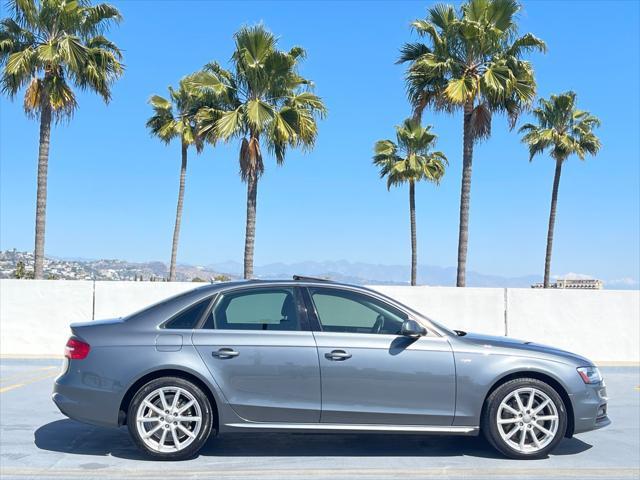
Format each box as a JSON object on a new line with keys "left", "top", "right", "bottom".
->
{"left": 1, "top": 358, "right": 638, "bottom": 480}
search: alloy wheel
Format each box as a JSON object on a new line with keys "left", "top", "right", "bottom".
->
{"left": 135, "top": 386, "right": 203, "bottom": 453}
{"left": 496, "top": 387, "right": 559, "bottom": 454}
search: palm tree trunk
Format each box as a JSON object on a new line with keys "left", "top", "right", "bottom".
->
{"left": 411, "top": 92, "right": 428, "bottom": 124}
{"left": 243, "top": 174, "right": 258, "bottom": 279}
{"left": 456, "top": 100, "right": 474, "bottom": 287}
{"left": 33, "top": 103, "right": 52, "bottom": 279}
{"left": 169, "top": 142, "right": 188, "bottom": 282}
{"left": 543, "top": 158, "right": 563, "bottom": 288}
{"left": 412, "top": 108, "right": 423, "bottom": 124}
{"left": 409, "top": 180, "right": 417, "bottom": 286}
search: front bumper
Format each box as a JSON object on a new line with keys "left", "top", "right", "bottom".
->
{"left": 571, "top": 380, "right": 610, "bottom": 435}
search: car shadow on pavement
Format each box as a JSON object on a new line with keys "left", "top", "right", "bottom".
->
{"left": 35, "top": 419, "right": 592, "bottom": 461}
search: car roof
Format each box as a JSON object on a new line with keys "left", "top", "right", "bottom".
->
{"left": 187, "top": 278, "right": 451, "bottom": 336}
{"left": 193, "top": 276, "right": 358, "bottom": 293}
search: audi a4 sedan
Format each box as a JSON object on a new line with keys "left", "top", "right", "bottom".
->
{"left": 52, "top": 277, "right": 609, "bottom": 460}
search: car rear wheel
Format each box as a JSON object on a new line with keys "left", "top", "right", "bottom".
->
{"left": 127, "top": 377, "right": 213, "bottom": 460}
{"left": 482, "top": 378, "right": 567, "bottom": 459}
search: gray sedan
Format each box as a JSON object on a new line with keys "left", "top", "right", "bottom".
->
{"left": 52, "top": 277, "right": 610, "bottom": 460}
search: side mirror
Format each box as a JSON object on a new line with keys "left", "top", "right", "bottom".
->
{"left": 401, "top": 319, "right": 427, "bottom": 338}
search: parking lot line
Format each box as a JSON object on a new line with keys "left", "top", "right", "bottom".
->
{"left": 0, "top": 383, "right": 24, "bottom": 393}
{"left": 0, "top": 467, "right": 638, "bottom": 478}
{"left": 0, "top": 370, "right": 59, "bottom": 393}
{"left": 0, "top": 366, "right": 57, "bottom": 384}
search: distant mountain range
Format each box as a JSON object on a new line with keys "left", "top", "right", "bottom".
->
{"left": 3, "top": 250, "right": 635, "bottom": 289}
{"left": 208, "top": 260, "right": 541, "bottom": 287}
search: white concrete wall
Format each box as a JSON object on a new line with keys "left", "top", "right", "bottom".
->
{"left": 93, "top": 281, "right": 197, "bottom": 319}
{"left": 1, "top": 280, "right": 638, "bottom": 363}
{"left": 506, "top": 288, "right": 640, "bottom": 365}
{"left": 370, "top": 286, "right": 640, "bottom": 363}
{"left": 0, "top": 280, "right": 94, "bottom": 357}
{"left": 369, "top": 286, "right": 507, "bottom": 336}
{"left": 0, "top": 280, "right": 200, "bottom": 356}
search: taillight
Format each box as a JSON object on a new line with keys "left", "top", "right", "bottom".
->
{"left": 64, "top": 338, "right": 90, "bottom": 360}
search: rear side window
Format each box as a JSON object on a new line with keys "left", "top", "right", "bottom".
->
{"left": 202, "top": 288, "right": 301, "bottom": 331}
{"left": 164, "top": 297, "right": 211, "bottom": 329}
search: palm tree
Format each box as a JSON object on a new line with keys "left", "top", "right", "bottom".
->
{"left": 191, "top": 24, "right": 326, "bottom": 279}
{"left": 0, "top": 0, "right": 123, "bottom": 278}
{"left": 146, "top": 76, "right": 211, "bottom": 281}
{"left": 519, "top": 92, "right": 601, "bottom": 288}
{"left": 399, "top": 0, "right": 546, "bottom": 286}
{"left": 373, "top": 118, "right": 447, "bottom": 286}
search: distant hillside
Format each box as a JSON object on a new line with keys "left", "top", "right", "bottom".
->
{"left": 3, "top": 250, "right": 634, "bottom": 289}
{"left": 208, "top": 260, "right": 541, "bottom": 287}
{"left": 0, "top": 250, "right": 233, "bottom": 282}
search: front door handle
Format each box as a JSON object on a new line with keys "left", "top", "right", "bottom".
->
{"left": 325, "top": 349, "right": 352, "bottom": 361}
{"left": 212, "top": 348, "right": 240, "bottom": 359}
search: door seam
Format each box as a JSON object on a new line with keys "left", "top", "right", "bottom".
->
{"left": 310, "top": 330, "right": 324, "bottom": 423}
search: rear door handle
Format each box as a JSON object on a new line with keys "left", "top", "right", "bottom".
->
{"left": 212, "top": 348, "right": 239, "bottom": 359}
{"left": 325, "top": 349, "right": 352, "bottom": 361}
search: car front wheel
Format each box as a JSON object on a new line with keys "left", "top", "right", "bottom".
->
{"left": 482, "top": 377, "right": 567, "bottom": 459}
{"left": 127, "top": 377, "right": 213, "bottom": 460}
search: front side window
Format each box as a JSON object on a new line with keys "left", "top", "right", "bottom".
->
{"left": 308, "top": 288, "right": 407, "bottom": 335}
{"left": 203, "top": 288, "right": 301, "bottom": 331}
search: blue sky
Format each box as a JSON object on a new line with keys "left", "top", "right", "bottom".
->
{"left": 1, "top": 0, "right": 639, "bottom": 286}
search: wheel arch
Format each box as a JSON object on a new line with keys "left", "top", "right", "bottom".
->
{"left": 118, "top": 367, "right": 220, "bottom": 432}
{"left": 480, "top": 370, "right": 575, "bottom": 438}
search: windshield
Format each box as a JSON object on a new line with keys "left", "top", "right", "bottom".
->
{"left": 404, "top": 306, "right": 456, "bottom": 336}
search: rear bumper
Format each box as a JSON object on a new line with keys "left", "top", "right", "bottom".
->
{"left": 52, "top": 361, "right": 122, "bottom": 428}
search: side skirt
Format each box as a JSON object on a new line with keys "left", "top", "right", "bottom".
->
{"left": 223, "top": 422, "right": 479, "bottom": 435}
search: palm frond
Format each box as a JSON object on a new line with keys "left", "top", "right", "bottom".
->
{"left": 519, "top": 92, "right": 601, "bottom": 163}
{"left": 397, "top": 42, "right": 431, "bottom": 64}
{"left": 187, "top": 23, "right": 325, "bottom": 170}
{"left": 373, "top": 118, "right": 447, "bottom": 189}
{"left": 6, "top": 0, "right": 38, "bottom": 29}
{"left": 1, "top": 0, "right": 123, "bottom": 116}
{"left": 469, "top": 102, "right": 492, "bottom": 141}
{"left": 81, "top": 3, "right": 122, "bottom": 36}
{"left": 508, "top": 33, "right": 547, "bottom": 57}
{"left": 401, "top": 0, "right": 544, "bottom": 139}
{"left": 239, "top": 136, "right": 264, "bottom": 181}
{"left": 246, "top": 98, "right": 275, "bottom": 131}
{"left": 215, "top": 107, "right": 245, "bottom": 140}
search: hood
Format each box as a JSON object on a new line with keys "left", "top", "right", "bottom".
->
{"left": 456, "top": 332, "right": 593, "bottom": 366}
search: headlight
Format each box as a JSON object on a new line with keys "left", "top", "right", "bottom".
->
{"left": 577, "top": 366, "right": 602, "bottom": 384}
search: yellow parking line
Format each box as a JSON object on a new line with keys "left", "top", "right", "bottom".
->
{"left": 0, "top": 366, "right": 57, "bottom": 384}
{"left": 0, "top": 371, "right": 59, "bottom": 393}
{"left": 0, "top": 383, "right": 25, "bottom": 393}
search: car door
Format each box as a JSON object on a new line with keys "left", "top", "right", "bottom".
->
{"left": 304, "top": 286, "right": 455, "bottom": 426}
{"left": 192, "top": 286, "right": 321, "bottom": 423}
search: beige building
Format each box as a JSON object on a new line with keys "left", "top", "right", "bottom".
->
{"left": 531, "top": 279, "right": 604, "bottom": 289}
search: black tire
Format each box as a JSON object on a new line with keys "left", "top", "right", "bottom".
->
{"left": 127, "top": 377, "right": 213, "bottom": 460}
{"left": 481, "top": 377, "right": 567, "bottom": 459}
